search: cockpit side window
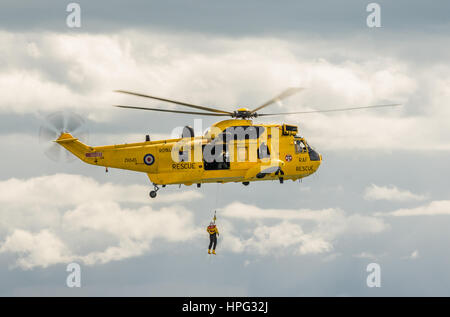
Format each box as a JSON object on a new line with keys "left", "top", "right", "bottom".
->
{"left": 294, "top": 139, "right": 307, "bottom": 154}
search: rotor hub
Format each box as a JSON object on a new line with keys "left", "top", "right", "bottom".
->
{"left": 232, "top": 108, "right": 256, "bottom": 119}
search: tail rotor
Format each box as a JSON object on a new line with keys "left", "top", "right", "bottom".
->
{"left": 38, "top": 111, "right": 89, "bottom": 162}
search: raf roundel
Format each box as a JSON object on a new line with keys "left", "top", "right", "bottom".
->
{"left": 143, "top": 154, "right": 155, "bottom": 166}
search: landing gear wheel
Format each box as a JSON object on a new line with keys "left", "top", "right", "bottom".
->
{"left": 149, "top": 184, "right": 160, "bottom": 198}
{"left": 279, "top": 178, "right": 284, "bottom": 184}
{"left": 242, "top": 182, "right": 249, "bottom": 186}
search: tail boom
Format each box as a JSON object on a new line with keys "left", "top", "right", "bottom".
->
{"left": 55, "top": 133, "right": 158, "bottom": 173}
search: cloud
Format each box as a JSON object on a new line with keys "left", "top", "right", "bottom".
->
{"left": 221, "top": 201, "right": 337, "bottom": 221}
{"left": 220, "top": 202, "right": 388, "bottom": 256}
{"left": 409, "top": 250, "right": 419, "bottom": 259}
{"left": 399, "top": 249, "right": 420, "bottom": 260}
{"left": 219, "top": 220, "right": 333, "bottom": 256}
{"left": 0, "top": 229, "right": 72, "bottom": 270}
{"left": 377, "top": 200, "right": 450, "bottom": 217}
{"left": 0, "top": 174, "right": 391, "bottom": 268}
{"left": 0, "top": 173, "right": 202, "bottom": 208}
{"left": 0, "top": 174, "right": 202, "bottom": 269}
{"left": 247, "top": 222, "right": 333, "bottom": 256}
{"left": 0, "top": 202, "right": 199, "bottom": 269}
{"left": 353, "top": 251, "right": 387, "bottom": 261}
{"left": 364, "top": 184, "right": 427, "bottom": 202}
{"left": 65, "top": 201, "right": 199, "bottom": 265}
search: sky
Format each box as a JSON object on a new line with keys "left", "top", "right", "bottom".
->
{"left": 0, "top": 0, "right": 450, "bottom": 296}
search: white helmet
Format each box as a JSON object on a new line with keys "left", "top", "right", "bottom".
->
{"left": 210, "top": 222, "right": 214, "bottom": 226}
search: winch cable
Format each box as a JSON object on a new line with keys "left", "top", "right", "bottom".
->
{"left": 213, "top": 183, "right": 220, "bottom": 223}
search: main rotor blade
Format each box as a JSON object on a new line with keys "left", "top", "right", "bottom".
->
{"left": 114, "top": 90, "right": 233, "bottom": 115}
{"left": 114, "top": 105, "right": 231, "bottom": 116}
{"left": 250, "top": 87, "right": 304, "bottom": 114}
{"left": 257, "top": 104, "right": 402, "bottom": 117}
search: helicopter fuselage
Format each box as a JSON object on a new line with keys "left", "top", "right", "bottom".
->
{"left": 56, "top": 119, "right": 322, "bottom": 187}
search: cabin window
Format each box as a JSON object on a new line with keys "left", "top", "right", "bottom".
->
{"left": 258, "top": 142, "right": 271, "bottom": 159}
{"left": 282, "top": 124, "right": 298, "bottom": 136}
{"left": 202, "top": 143, "right": 230, "bottom": 170}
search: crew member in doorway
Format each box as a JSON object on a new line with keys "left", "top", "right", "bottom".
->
{"left": 207, "top": 221, "right": 219, "bottom": 255}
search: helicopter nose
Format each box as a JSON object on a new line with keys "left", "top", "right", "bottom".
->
{"left": 315, "top": 153, "right": 323, "bottom": 172}
{"left": 315, "top": 151, "right": 322, "bottom": 169}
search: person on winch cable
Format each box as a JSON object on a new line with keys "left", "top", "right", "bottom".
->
{"left": 207, "top": 221, "right": 219, "bottom": 255}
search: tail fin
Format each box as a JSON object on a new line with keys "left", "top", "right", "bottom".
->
{"left": 55, "top": 133, "right": 92, "bottom": 162}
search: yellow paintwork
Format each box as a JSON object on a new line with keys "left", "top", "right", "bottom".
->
{"left": 55, "top": 119, "right": 322, "bottom": 186}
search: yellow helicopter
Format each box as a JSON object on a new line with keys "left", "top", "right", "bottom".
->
{"left": 50, "top": 88, "right": 399, "bottom": 198}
